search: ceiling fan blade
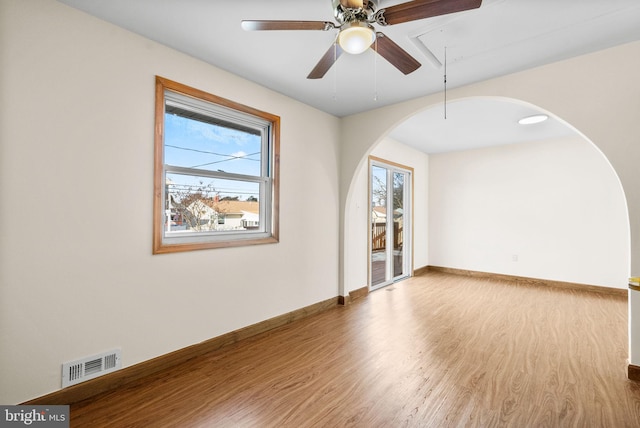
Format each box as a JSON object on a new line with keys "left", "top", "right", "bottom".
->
{"left": 307, "top": 43, "right": 344, "bottom": 79}
{"left": 339, "top": 0, "right": 364, "bottom": 8}
{"left": 241, "top": 20, "right": 335, "bottom": 31}
{"left": 373, "top": 33, "right": 421, "bottom": 75}
{"left": 380, "top": 0, "right": 482, "bottom": 25}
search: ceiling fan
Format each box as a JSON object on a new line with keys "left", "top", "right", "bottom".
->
{"left": 241, "top": 0, "right": 482, "bottom": 79}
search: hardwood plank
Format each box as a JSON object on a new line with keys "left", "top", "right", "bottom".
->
{"left": 70, "top": 272, "right": 640, "bottom": 427}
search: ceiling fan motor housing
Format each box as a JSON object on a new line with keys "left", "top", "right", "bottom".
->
{"left": 333, "top": 0, "right": 377, "bottom": 24}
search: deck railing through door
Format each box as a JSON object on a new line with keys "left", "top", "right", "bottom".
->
{"left": 371, "top": 221, "right": 403, "bottom": 251}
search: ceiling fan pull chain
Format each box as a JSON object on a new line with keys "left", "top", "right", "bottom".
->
{"left": 374, "top": 36, "right": 378, "bottom": 101}
{"left": 444, "top": 46, "right": 447, "bottom": 120}
{"left": 333, "top": 41, "right": 338, "bottom": 101}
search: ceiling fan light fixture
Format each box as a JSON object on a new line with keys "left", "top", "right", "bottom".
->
{"left": 338, "top": 22, "right": 375, "bottom": 55}
{"left": 518, "top": 114, "right": 549, "bottom": 125}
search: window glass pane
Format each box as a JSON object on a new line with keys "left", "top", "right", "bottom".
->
{"left": 165, "top": 173, "right": 261, "bottom": 234}
{"left": 393, "top": 172, "right": 404, "bottom": 278}
{"left": 164, "top": 111, "right": 262, "bottom": 177}
{"left": 371, "top": 165, "right": 387, "bottom": 287}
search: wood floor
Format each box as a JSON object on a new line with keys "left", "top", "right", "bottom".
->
{"left": 71, "top": 272, "right": 640, "bottom": 427}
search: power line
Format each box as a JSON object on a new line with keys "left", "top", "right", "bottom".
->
{"left": 166, "top": 144, "right": 260, "bottom": 162}
{"left": 166, "top": 183, "right": 258, "bottom": 195}
{"left": 190, "top": 152, "right": 260, "bottom": 169}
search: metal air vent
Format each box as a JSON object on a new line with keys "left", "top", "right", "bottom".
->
{"left": 62, "top": 349, "right": 122, "bottom": 388}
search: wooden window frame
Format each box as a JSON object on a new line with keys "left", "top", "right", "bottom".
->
{"left": 153, "top": 76, "right": 280, "bottom": 254}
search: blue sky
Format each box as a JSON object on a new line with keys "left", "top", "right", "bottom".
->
{"left": 164, "top": 113, "right": 262, "bottom": 200}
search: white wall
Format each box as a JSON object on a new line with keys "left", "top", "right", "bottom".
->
{"left": 429, "top": 136, "right": 629, "bottom": 288}
{"left": 0, "top": 0, "right": 340, "bottom": 404}
{"left": 345, "top": 138, "right": 429, "bottom": 293}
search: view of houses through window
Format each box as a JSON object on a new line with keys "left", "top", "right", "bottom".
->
{"left": 165, "top": 174, "right": 261, "bottom": 233}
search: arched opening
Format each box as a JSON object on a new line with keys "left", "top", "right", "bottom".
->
{"left": 344, "top": 97, "right": 630, "bottom": 296}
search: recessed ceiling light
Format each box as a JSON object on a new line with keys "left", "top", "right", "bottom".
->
{"left": 518, "top": 114, "right": 549, "bottom": 125}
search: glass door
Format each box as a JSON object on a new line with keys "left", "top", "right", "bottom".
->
{"left": 370, "top": 159, "right": 411, "bottom": 290}
{"left": 370, "top": 164, "right": 388, "bottom": 288}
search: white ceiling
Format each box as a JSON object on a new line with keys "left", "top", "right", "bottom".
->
{"left": 55, "top": 0, "right": 640, "bottom": 153}
{"left": 388, "top": 98, "right": 576, "bottom": 153}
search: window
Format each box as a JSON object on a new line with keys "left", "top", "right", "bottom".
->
{"left": 153, "top": 77, "right": 279, "bottom": 253}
